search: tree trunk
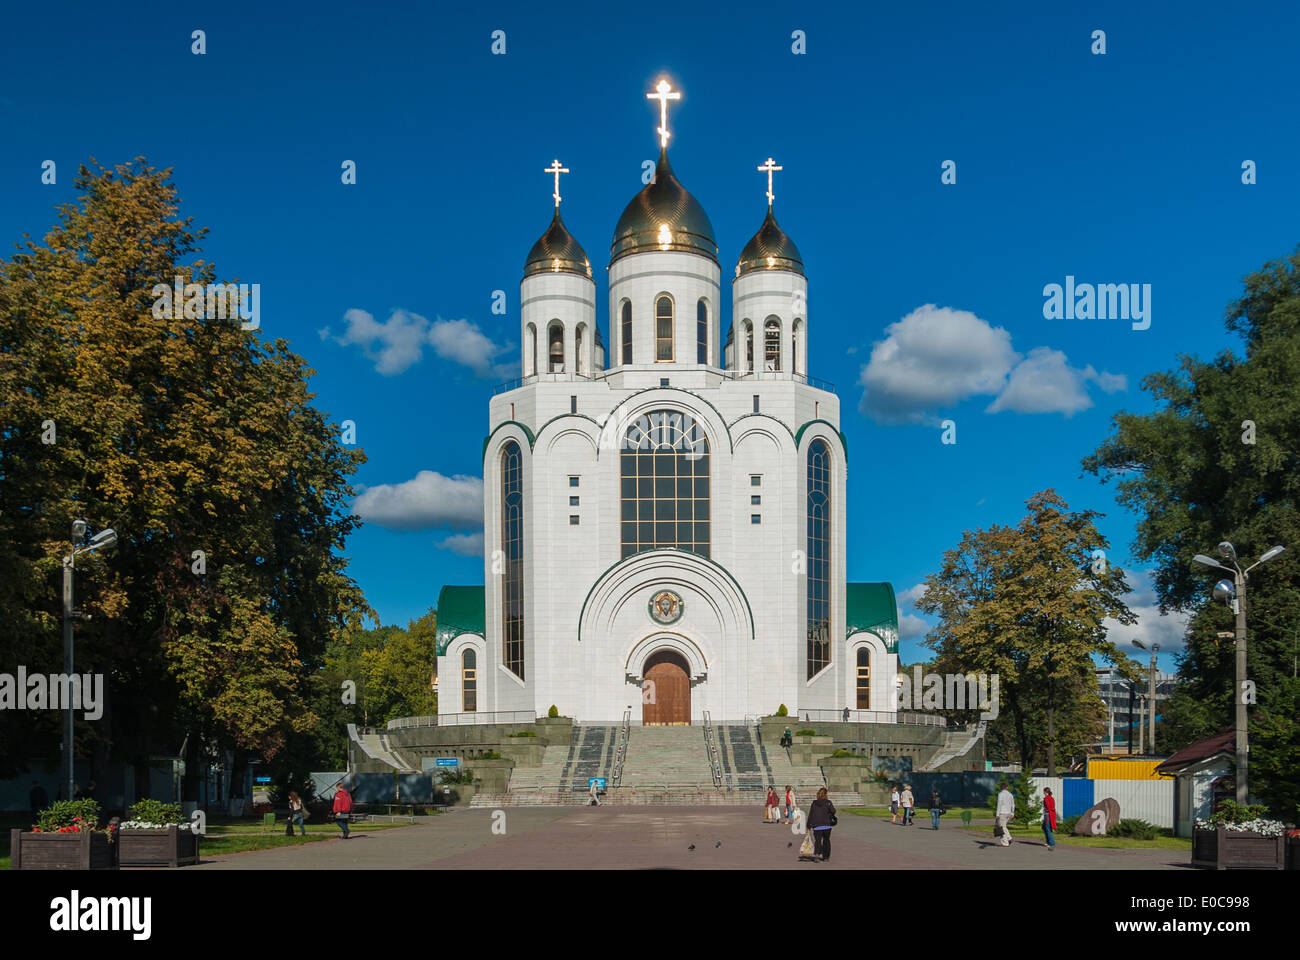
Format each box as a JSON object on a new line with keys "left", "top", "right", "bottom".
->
{"left": 181, "top": 735, "right": 202, "bottom": 803}
{"left": 228, "top": 750, "right": 249, "bottom": 807}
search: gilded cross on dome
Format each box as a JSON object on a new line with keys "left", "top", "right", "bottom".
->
{"left": 544, "top": 158, "right": 569, "bottom": 208}
{"left": 646, "top": 78, "right": 681, "bottom": 148}
{"left": 758, "top": 157, "right": 782, "bottom": 205}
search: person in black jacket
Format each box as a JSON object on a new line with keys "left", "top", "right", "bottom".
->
{"left": 806, "top": 787, "right": 837, "bottom": 862}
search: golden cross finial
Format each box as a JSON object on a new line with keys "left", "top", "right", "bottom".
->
{"left": 544, "top": 159, "right": 569, "bottom": 208}
{"left": 646, "top": 78, "right": 681, "bottom": 149}
{"left": 758, "top": 157, "right": 783, "bottom": 205}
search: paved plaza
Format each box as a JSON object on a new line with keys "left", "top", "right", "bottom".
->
{"left": 184, "top": 808, "right": 1191, "bottom": 870}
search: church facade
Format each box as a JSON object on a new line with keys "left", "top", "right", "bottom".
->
{"left": 434, "top": 81, "right": 898, "bottom": 725}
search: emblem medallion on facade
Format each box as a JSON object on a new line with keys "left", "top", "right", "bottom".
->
{"left": 649, "top": 590, "right": 684, "bottom": 625}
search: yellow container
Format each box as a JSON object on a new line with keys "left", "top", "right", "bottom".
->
{"left": 1087, "top": 758, "right": 1171, "bottom": 780}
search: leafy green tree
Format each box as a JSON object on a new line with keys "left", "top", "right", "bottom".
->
{"left": 916, "top": 490, "right": 1138, "bottom": 771}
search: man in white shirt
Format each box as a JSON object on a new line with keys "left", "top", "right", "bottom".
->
{"left": 994, "top": 783, "right": 1015, "bottom": 846}
{"left": 900, "top": 785, "right": 915, "bottom": 826}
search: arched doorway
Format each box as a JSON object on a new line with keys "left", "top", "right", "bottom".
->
{"left": 642, "top": 649, "right": 690, "bottom": 725}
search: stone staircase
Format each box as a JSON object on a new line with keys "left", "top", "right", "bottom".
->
{"left": 618, "top": 725, "right": 715, "bottom": 790}
{"left": 348, "top": 724, "right": 420, "bottom": 772}
{"left": 920, "top": 721, "right": 987, "bottom": 771}
{"left": 470, "top": 724, "right": 617, "bottom": 807}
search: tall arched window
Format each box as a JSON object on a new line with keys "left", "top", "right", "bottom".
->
{"left": 655, "top": 296, "right": 674, "bottom": 361}
{"left": 764, "top": 316, "right": 781, "bottom": 372}
{"left": 856, "top": 646, "right": 870, "bottom": 709}
{"left": 524, "top": 323, "right": 537, "bottom": 377}
{"left": 792, "top": 319, "right": 802, "bottom": 377}
{"left": 575, "top": 323, "right": 586, "bottom": 377}
{"left": 548, "top": 322, "right": 564, "bottom": 373}
{"left": 462, "top": 648, "right": 478, "bottom": 712}
{"left": 621, "top": 300, "right": 632, "bottom": 365}
{"left": 696, "top": 299, "right": 708, "bottom": 364}
{"left": 743, "top": 319, "right": 753, "bottom": 373}
{"left": 807, "top": 438, "right": 831, "bottom": 678}
{"left": 620, "top": 410, "right": 709, "bottom": 559}
{"left": 501, "top": 441, "right": 524, "bottom": 679}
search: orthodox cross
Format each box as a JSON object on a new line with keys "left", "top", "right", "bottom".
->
{"left": 647, "top": 79, "right": 681, "bottom": 148}
{"left": 758, "top": 157, "right": 782, "bottom": 205}
{"left": 544, "top": 158, "right": 569, "bottom": 208}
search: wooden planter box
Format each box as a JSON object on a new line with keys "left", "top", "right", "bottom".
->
{"left": 117, "top": 826, "right": 199, "bottom": 867}
{"left": 10, "top": 829, "right": 117, "bottom": 870}
{"left": 1287, "top": 836, "right": 1300, "bottom": 871}
{"left": 1192, "top": 824, "right": 1286, "bottom": 870}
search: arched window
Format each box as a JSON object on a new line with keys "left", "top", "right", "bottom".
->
{"left": 501, "top": 441, "right": 524, "bottom": 679}
{"left": 462, "top": 648, "right": 477, "bottom": 712}
{"left": 655, "top": 296, "right": 674, "bottom": 362}
{"left": 743, "top": 319, "right": 753, "bottom": 373}
{"left": 620, "top": 410, "right": 710, "bottom": 559}
{"left": 575, "top": 323, "right": 586, "bottom": 377}
{"left": 548, "top": 322, "right": 564, "bottom": 373}
{"left": 856, "top": 646, "right": 870, "bottom": 709}
{"left": 621, "top": 300, "right": 632, "bottom": 365}
{"left": 524, "top": 323, "right": 537, "bottom": 377}
{"left": 807, "top": 438, "right": 831, "bottom": 678}
{"left": 696, "top": 300, "right": 708, "bottom": 364}
{"left": 792, "top": 319, "right": 802, "bottom": 377}
{"left": 764, "top": 316, "right": 781, "bottom": 372}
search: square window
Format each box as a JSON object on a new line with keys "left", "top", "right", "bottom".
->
{"left": 751, "top": 514, "right": 762, "bottom": 524}
{"left": 751, "top": 495, "right": 761, "bottom": 505}
{"left": 570, "top": 476, "right": 580, "bottom": 487}
{"left": 569, "top": 515, "right": 580, "bottom": 526}
{"left": 660, "top": 378, "right": 669, "bottom": 387}
{"left": 570, "top": 496, "right": 579, "bottom": 506}
{"left": 751, "top": 475, "right": 761, "bottom": 486}
{"left": 570, "top": 395, "right": 577, "bottom": 414}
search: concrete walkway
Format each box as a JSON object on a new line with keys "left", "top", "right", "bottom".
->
{"left": 186, "top": 808, "right": 1191, "bottom": 870}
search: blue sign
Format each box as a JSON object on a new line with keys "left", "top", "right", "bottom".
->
{"left": 254, "top": 776, "right": 271, "bottom": 783}
{"left": 588, "top": 777, "right": 606, "bottom": 790}
{"left": 435, "top": 758, "right": 460, "bottom": 767}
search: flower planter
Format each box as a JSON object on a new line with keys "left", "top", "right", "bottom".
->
{"left": 117, "top": 826, "right": 199, "bottom": 867}
{"left": 1191, "top": 824, "right": 1286, "bottom": 870}
{"left": 1287, "top": 836, "right": 1300, "bottom": 871}
{"left": 10, "top": 829, "right": 117, "bottom": 870}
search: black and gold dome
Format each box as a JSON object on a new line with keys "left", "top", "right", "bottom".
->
{"left": 610, "top": 148, "right": 717, "bottom": 265}
{"left": 735, "top": 204, "right": 803, "bottom": 278}
{"left": 524, "top": 209, "right": 592, "bottom": 279}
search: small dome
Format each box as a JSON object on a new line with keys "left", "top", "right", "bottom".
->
{"left": 736, "top": 205, "right": 803, "bottom": 278}
{"left": 524, "top": 209, "right": 592, "bottom": 279}
{"left": 611, "top": 148, "right": 717, "bottom": 265}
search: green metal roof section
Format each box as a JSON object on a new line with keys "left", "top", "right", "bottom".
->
{"left": 435, "top": 585, "right": 486, "bottom": 656}
{"left": 794, "top": 419, "right": 848, "bottom": 458}
{"left": 846, "top": 582, "right": 898, "bottom": 654}
{"left": 482, "top": 420, "right": 537, "bottom": 459}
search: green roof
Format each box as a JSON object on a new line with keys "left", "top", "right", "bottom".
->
{"left": 846, "top": 582, "right": 898, "bottom": 653}
{"left": 435, "top": 585, "right": 485, "bottom": 656}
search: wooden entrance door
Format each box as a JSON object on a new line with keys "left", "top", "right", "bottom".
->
{"left": 642, "top": 651, "right": 690, "bottom": 725}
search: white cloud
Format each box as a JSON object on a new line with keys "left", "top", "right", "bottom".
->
{"left": 898, "top": 613, "right": 931, "bottom": 642}
{"left": 897, "top": 582, "right": 928, "bottom": 607}
{"left": 857, "top": 304, "right": 1127, "bottom": 423}
{"left": 436, "top": 532, "right": 485, "bottom": 556}
{"left": 428, "top": 317, "right": 514, "bottom": 378}
{"left": 321, "top": 308, "right": 512, "bottom": 378}
{"left": 1104, "top": 568, "right": 1192, "bottom": 653}
{"left": 352, "top": 471, "right": 483, "bottom": 531}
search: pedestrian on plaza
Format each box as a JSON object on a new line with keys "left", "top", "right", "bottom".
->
{"left": 806, "top": 787, "right": 837, "bottom": 862}
{"left": 29, "top": 781, "right": 49, "bottom": 824}
{"left": 929, "top": 789, "right": 944, "bottom": 830}
{"left": 589, "top": 779, "right": 602, "bottom": 806}
{"left": 332, "top": 782, "right": 353, "bottom": 839}
{"left": 784, "top": 785, "right": 795, "bottom": 824}
{"left": 900, "top": 784, "right": 915, "bottom": 825}
{"left": 288, "top": 790, "right": 307, "bottom": 836}
{"left": 890, "top": 785, "right": 900, "bottom": 824}
{"left": 765, "top": 785, "right": 779, "bottom": 822}
{"left": 1042, "top": 786, "right": 1057, "bottom": 851}
{"left": 994, "top": 782, "right": 1014, "bottom": 847}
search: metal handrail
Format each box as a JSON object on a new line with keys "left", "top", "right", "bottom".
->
{"left": 702, "top": 711, "right": 723, "bottom": 789}
{"left": 611, "top": 709, "right": 631, "bottom": 789}
{"left": 386, "top": 710, "right": 536, "bottom": 729}
{"left": 794, "top": 708, "right": 948, "bottom": 727}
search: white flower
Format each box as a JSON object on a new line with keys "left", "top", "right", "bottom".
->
{"left": 119, "top": 820, "right": 191, "bottom": 831}
{"left": 1195, "top": 817, "right": 1284, "bottom": 836}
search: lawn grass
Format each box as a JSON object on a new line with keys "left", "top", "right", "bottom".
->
{"left": 954, "top": 823, "right": 1191, "bottom": 850}
{"left": 844, "top": 805, "right": 991, "bottom": 820}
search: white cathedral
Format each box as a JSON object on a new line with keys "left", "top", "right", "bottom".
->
{"left": 434, "top": 80, "right": 899, "bottom": 726}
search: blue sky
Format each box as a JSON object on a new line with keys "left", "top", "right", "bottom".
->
{"left": 3, "top": 1, "right": 1297, "bottom": 671}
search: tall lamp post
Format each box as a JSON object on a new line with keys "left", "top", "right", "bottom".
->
{"left": 1132, "top": 640, "right": 1160, "bottom": 753}
{"left": 1192, "top": 541, "right": 1285, "bottom": 804}
{"left": 62, "top": 521, "right": 118, "bottom": 801}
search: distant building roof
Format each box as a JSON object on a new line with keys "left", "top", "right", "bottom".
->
{"left": 846, "top": 582, "right": 898, "bottom": 653}
{"left": 435, "top": 585, "right": 485, "bottom": 656}
{"left": 1155, "top": 728, "right": 1235, "bottom": 775}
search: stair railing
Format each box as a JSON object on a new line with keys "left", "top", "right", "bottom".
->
{"left": 611, "top": 709, "right": 631, "bottom": 788}
{"left": 702, "top": 710, "right": 723, "bottom": 789}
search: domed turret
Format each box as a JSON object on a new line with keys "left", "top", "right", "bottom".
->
{"left": 736, "top": 204, "right": 803, "bottom": 278}
{"left": 524, "top": 208, "right": 592, "bottom": 279}
{"left": 610, "top": 147, "right": 717, "bottom": 265}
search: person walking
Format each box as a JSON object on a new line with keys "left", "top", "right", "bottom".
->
{"left": 929, "top": 789, "right": 944, "bottom": 830}
{"left": 332, "top": 783, "right": 353, "bottom": 839}
{"left": 288, "top": 790, "right": 306, "bottom": 836}
{"left": 589, "top": 779, "right": 602, "bottom": 806}
{"left": 890, "top": 785, "right": 900, "bottom": 824}
{"left": 994, "top": 782, "right": 1015, "bottom": 847}
{"left": 784, "top": 785, "right": 795, "bottom": 824}
{"left": 806, "top": 787, "right": 837, "bottom": 862}
{"left": 842, "top": 706, "right": 850, "bottom": 722}
{"left": 900, "top": 784, "right": 915, "bottom": 826}
{"left": 1042, "top": 786, "right": 1057, "bottom": 851}
{"left": 765, "top": 786, "right": 779, "bottom": 823}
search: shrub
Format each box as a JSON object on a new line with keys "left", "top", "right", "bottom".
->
{"left": 479, "top": 750, "right": 503, "bottom": 759}
{"left": 796, "top": 729, "right": 818, "bottom": 737}
{"left": 438, "top": 769, "right": 475, "bottom": 785}
{"left": 776, "top": 704, "right": 788, "bottom": 717}
{"left": 507, "top": 730, "right": 538, "bottom": 737}
{"left": 1058, "top": 814, "right": 1081, "bottom": 835}
{"left": 128, "top": 799, "right": 184, "bottom": 826}
{"left": 34, "top": 799, "right": 101, "bottom": 832}
{"left": 1208, "top": 799, "right": 1269, "bottom": 825}
{"left": 1109, "top": 818, "right": 1158, "bottom": 840}
{"left": 547, "top": 705, "right": 559, "bottom": 718}
{"left": 829, "top": 749, "right": 859, "bottom": 758}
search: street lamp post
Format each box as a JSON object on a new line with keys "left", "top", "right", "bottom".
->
{"left": 1132, "top": 640, "right": 1161, "bottom": 754}
{"left": 1193, "top": 542, "right": 1285, "bottom": 804}
{"left": 61, "top": 522, "right": 117, "bottom": 801}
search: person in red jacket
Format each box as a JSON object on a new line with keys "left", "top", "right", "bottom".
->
{"left": 332, "top": 784, "right": 353, "bottom": 839}
{"left": 1041, "top": 787, "right": 1057, "bottom": 851}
